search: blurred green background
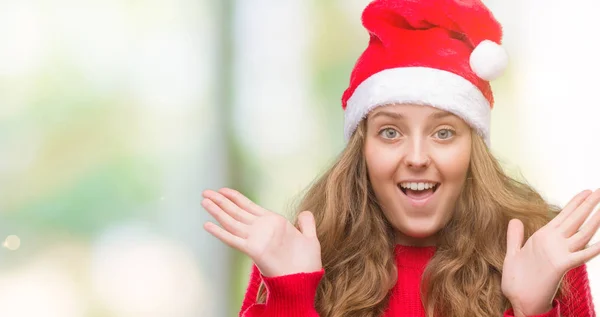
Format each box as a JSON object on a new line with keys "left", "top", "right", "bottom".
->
{"left": 0, "top": 0, "right": 598, "bottom": 316}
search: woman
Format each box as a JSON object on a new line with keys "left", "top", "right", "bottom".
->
{"left": 202, "top": 0, "right": 599, "bottom": 316}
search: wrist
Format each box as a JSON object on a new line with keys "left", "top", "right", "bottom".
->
{"left": 511, "top": 301, "right": 553, "bottom": 317}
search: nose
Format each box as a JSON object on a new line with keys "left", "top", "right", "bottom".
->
{"left": 404, "top": 138, "right": 431, "bottom": 169}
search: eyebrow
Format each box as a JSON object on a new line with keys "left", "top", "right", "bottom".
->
{"left": 369, "top": 109, "right": 454, "bottom": 121}
{"left": 369, "top": 111, "right": 404, "bottom": 120}
{"left": 430, "top": 111, "right": 454, "bottom": 119}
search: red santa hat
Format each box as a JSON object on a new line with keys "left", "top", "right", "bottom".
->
{"left": 342, "top": 0, "right": 508, "bottom": 145}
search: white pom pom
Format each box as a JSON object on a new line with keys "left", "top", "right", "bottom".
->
{"left": 469, "top": 40, "right": 508, "bottom": 81}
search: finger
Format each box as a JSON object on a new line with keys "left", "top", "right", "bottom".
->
{"left": 218, "top": 188, "right": 266, "bottom": 216}
{"left": 203, "top": 190, "right": 256, "bottom": 224}
{"left": 204, "top": 222, "right": 246, "bottom": 251}
{"left": 549, "top": 189, "right": 593, "bottom": 226}
{"left": 571, "top": 240, "right": 600, "bottom": 266}
{"left": 569, "top": 205, "right": 600, "bottom": 252}
{"left": 561, "top": 189, "right": 600, "bottom": 237}
{"left": 202, "top": 198, "right": 248, "bottom": 238}
{"left": 506, "top": 219, "right": 524, "bottom": 257}
{"left": 297, "top": 211, "right": 317, "bottom": 239}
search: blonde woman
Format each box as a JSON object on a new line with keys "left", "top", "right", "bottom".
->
{"left": 202, "top": 0, "right": 598, "bottom": 316}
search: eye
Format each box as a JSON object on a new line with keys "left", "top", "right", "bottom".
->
{"left": 379, "top": 128, "right": 400, "bottom": 139}
{"left": 435, "top": 128, "right": 455, "bottom": 140}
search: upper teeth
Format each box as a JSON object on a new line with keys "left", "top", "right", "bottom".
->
{"left": 400, "top": 182, "right": 437, "bottom": 191}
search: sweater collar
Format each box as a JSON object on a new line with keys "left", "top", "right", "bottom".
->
{"left": 394, "top": 244, "right": 436, "bottom": 269}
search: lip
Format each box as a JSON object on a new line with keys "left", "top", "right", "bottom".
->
{"left": 397, "top": 183, "right": 440, "bottom": 208}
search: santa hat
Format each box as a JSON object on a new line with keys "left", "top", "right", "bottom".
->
{"left": 342, "top": 0, "right": 508, "bottom": 145}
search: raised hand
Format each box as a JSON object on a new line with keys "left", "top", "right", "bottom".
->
{"left": 202, "top": 188, "right": 322, "bottom": 277}
{"left": 502, "top": 189, "right": 600, "bottom": 317}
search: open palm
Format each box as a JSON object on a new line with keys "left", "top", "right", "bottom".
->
{"left": 502, "top": 189, "right": 600, "bottom": 316}
{"left": 202, "top": 188, "right": 322, "bottom": 277}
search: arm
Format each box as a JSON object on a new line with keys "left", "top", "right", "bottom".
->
{"left": 556, "top": 264, "right": 595, "bottom": 317}
{"left": 503, "top": 264, "right": 596, "bottom": 317}
{"left": 240, "top": 264, "right": 324, "bottom": 317}
{"left": 201, "top": 189, "right": 323, "bottom": 315}
{"left": 502, "top": 190, "right": 600, "bottom": 317}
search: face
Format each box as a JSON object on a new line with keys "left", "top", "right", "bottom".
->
{"left": 364, "top": 104, "right": 472, "bottom": 246}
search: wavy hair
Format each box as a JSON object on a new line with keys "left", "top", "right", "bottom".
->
{"left": 256, "top": 119, "right": 567, "bottom": 317}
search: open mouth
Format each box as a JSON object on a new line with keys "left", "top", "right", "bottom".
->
{"left": 398, "top": 183, "right": 440, "bottom": 200}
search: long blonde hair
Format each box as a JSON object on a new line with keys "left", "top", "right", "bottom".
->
{"left": 257, "top": 120, "right": 566, "bottom": 317}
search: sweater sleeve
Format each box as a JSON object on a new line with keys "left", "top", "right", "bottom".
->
{"left": 503, "top": 264, "right": 596, "bottom": 317}
{"left": 239, "top": 264, "right": 324, "bottom": 317}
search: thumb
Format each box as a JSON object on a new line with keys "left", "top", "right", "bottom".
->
{"left": 297, "top": 211, "right": 317, "bottom": 239}
{"left": 506, "top": 218, "right": 524, "bottom": 257}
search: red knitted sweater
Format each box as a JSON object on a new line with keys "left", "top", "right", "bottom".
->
{"left": 240, "top": 245, "right": 596, "bottom": 316}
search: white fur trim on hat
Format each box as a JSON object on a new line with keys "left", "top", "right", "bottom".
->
{"left": 344, "top": 67, "right": 491, "bottom": 145}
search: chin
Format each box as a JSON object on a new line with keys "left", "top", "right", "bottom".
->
{"left": 397, "top": 219, "right": 443, "bottom": 240}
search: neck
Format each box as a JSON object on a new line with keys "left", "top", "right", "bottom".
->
{"left": 395, "top": 231, "right": 438, "bottom": 247}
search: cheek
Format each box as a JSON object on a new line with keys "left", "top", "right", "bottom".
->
{"left": 438, "top": 146, "right": 471, "bottom": 181}
{"left": 365, "top": 144, "right": 398, "bottom": 180}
